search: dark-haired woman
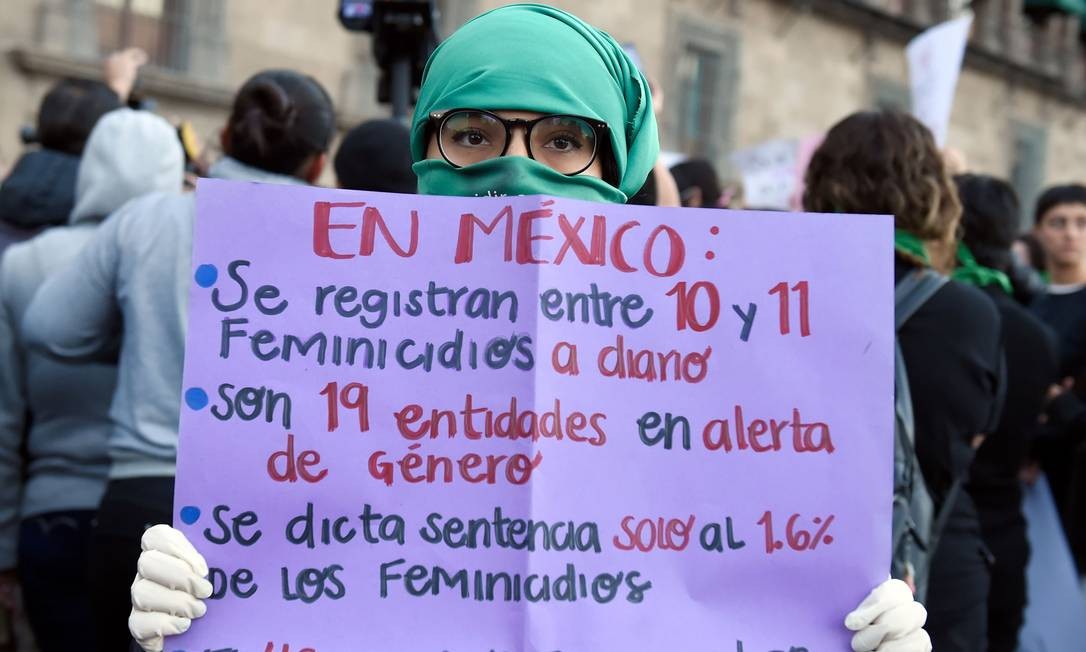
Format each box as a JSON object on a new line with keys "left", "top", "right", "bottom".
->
{"left": 953, "top": 174, "right": 1059, "bottom": 652}
{"left": 124, "top": 7, "right": 930, "bottom": 652}
{"left": 22, "top": 69, "right": 335, "bottom": 652}
{"left": 804, "top": 111, "right": 1004, "bottom": 652}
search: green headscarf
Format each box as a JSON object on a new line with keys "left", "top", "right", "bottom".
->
{"left": 410, "top": 3, "right": 658, "bottom": 203}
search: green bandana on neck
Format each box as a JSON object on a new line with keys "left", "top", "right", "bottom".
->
{"left": 410, "top": 4, "right": 658, "bottom": 203}
{"left": 413, "top": 157, "right": 627, "bottom": 204}
{"left": 952, "top": 243, "right": 1013, "bottom": 295}
{"left": 894, "top": 229, "right": 931, "bottom": 265}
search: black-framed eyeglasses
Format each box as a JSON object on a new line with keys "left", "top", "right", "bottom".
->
{"left": 429, "top": 109, "right": 609, "bottom": 176}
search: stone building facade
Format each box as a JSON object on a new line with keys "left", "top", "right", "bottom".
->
{"left": 0, "top": 0, "right": 1083, "bottom": 221}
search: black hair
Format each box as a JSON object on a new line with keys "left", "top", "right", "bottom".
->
{"left": 335, "top": 119, "right": 416, "bottom": 193}
{"left": 627, "top": 167, "right": 656, "bottom": 205}
{"left": 1034, "top": 184, "right": 1086, "bottom": 225}
{"left": 670, "top": 158, "right": 722, "bottom": 208}
{"left": 226, "top": 70, "right": 335, "bottom": 176}
{"left": 956, "top": 174, "right": 1053, "bottom": 302}
{"left": 1016, "top": 232, "right": 1046, "bottom": 273}
{"left": 955, "top": 174, "right": 1020, "bottom": 272}
{"left": 596, "top": 135, "right": 620, "bottom": 190}
{"left": 37, "top": 79, "right": 122, "bottom": 156}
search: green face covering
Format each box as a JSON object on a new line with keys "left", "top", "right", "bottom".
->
{"left": 410, "top": 3, "right": 658, "bottom": 203}
{"left": 413, "top": 157, "right": 627, "bottom": 203}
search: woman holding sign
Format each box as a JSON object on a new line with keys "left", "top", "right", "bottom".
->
{"left": 127, "top": 5, "right": 930, "bottom": 652}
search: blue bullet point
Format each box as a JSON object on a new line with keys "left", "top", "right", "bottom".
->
{"left": 194, "top": 264, "right": 218, "bottom": 288}
{"left": 179, "top": 506, "right": 201, "bottom": 525}
{"left": 184, "top": 387, "right": 208, "bottom": 410}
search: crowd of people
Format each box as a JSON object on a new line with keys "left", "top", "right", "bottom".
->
{"left": 0, "top": 4, "right": 1082, "bottom": 652}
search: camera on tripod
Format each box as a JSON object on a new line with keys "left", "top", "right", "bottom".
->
{"left": 338, "top": 0, "right": 438, "bottom": 119}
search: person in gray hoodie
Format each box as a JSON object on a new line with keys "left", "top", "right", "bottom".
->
{"left": 0, "top": 108, "right": 182, "bottom": 651}
{"left": 21, "top": 69, "right": 335, "bottom": 652}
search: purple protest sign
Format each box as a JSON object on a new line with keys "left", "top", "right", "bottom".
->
{"left": 171, "top": 179, "right": 893, "bottom": 652}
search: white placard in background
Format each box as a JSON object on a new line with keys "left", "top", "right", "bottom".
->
{"left": 907, "top": 13, "right": 974, "bottom": 147}
{"left": 730, "top": 138, "right": 800, "bottom": 210}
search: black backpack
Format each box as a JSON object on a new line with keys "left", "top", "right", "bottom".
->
{"left": 891, "top": 268, "right": 962, "bottom": 603}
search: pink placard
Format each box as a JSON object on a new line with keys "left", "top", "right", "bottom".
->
{"left": 171, "top": 179, "right": 894, "bottom": 652}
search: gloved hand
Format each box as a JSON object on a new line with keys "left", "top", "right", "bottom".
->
{"left": 844, "top": 578, "right": 931, "bottom": 652}
{"left": 129, "top": 524, "right": 213, "bottom": 652}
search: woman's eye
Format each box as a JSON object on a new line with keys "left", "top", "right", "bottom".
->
{"left": 545, "top": 133, "right": 584, "bottom": 152}
{"left": 452, "top": 130, "right": 490, "bottom": 147}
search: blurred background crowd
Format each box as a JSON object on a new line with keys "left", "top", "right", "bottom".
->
{"left": 1, "top": 1, "right": 1086, "bottom": 651}
{"left": 0, "top": 1, "right": 1083, "bottom": 202}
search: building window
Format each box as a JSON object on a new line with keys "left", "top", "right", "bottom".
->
{"left": 678, "top": 45, "right": 722, "bottom": 158}
{"left": 34, "top": 0, "right": 226, "bottom": 81}
{"left": 668, "top": 17, "right": 740, "bottom": 173}
{"left": 869, "top": 76, "right": 911, "bottom": 111}
{"left": 1010, "top": 120, "right": 1048, "bottom": 230}
{"left": 94, "top": 0, "right": 187, "bottom": 70}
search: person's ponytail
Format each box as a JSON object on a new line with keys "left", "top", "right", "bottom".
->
{"left": 225, "top": 70, "right": 334, "bottom": 177}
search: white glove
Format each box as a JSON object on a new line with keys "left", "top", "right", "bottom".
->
{"left": 129, "top": 524, "right": 213, "bottom": 652}
{"left": 844, "top": 578, "right": 931, "bottom": 652}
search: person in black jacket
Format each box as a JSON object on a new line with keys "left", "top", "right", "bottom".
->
{"left": 803, "top": 111, "right": 1004, "bottom": 652}
{"left": 333, "top": 119, "right": 417, "bottom": 194}
{"left": 0, "top": 79, "right": 121, "bottom": 254}
{"left": 1040, "top": 376, "right": 1086, "bottom": 574}
{"left": 0, "top": 49, "right": 149, "bottom": 257}
{"left": 954, "top": 174, "right": 1060, "bottom": 652}
{"left": 1029, "top": 183, "right": 1086, "bottom": 574}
